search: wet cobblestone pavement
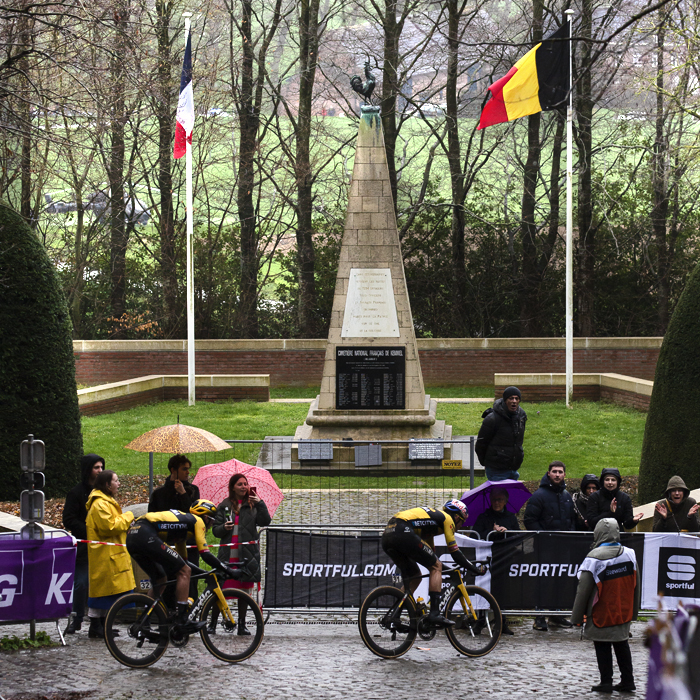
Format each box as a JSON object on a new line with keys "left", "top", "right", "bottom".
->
{"left": 0, "top": 619, "right": 650, "bottom": 699}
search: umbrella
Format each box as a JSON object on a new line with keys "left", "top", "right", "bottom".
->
{"left": 124, "top": 423, "right": 230, "bottom": 454}
{"left": 193, "top": 458, "right": 284, "bottom": 518}
{"left": 459, "top": 479, "right": 532, "bottom": 528}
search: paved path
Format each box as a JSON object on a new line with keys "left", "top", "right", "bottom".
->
{"left": 0, "top": 619, "right": 650, "bottom": 699}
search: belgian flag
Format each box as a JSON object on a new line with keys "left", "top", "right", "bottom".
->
{"left": 478, "top": 24, "right": 570, "bottom": 130}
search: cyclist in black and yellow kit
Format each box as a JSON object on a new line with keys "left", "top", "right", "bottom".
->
{"left": 126, "top": 499, "right": 238, "bottom": 633}
{"left": 382, "top": 499, "right": 485, "bottom": 628}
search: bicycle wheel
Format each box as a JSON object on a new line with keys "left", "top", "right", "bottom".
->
{"left": 104, "top": 593, "right": 169, "bottom": 668}
{"left": 444, "top": 585, "right": 501, "bottom": 657}
{"left": 358, "top": 586, "right": 417, "bottom": 659}
{"left": 199, "top": 589, "right": 264, "bottom": 662}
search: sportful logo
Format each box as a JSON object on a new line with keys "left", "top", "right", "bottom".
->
{"left": 282, "top": 563, "right": 397, "bottom": 578}
{"left": 657, "top": 547, "right": 698, "bottom": 595}
{"left": 508, "top": 563, "right": 579, "bottom": 577}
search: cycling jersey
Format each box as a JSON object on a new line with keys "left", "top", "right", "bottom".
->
{"left": 136, "top": 510, "right": 210, "bottom": 556}
{"left": 390, "top": 507, "right": 460, "bottom": 556}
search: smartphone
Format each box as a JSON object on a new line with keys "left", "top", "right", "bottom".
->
{"left": 249, "top": 486, "right": 257, "bottom": 497}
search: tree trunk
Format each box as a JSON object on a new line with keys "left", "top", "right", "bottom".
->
{"left": 155, "top": 0, "right": 180, "bottom": 337}
{"left": 109, "top": 1, "right": 129, "bottom": 335}
{"left": 575, "top": 0, "right": 594, "bottom": 336}
{"left": 295, "top": 0, "right": 320, "bottom": 337}
{"left": 518, "top": 0, "right": 543, "bottom": 336}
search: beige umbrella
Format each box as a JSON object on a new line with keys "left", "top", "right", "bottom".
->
{"left": 125, "top": 422, "right": 230, "bottom": 495}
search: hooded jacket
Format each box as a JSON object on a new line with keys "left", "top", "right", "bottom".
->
{"left": 62, "top": 454, "right": 104, "bottom": 563}
{"left": 86, "top": 489, "right": 135, "bottom": 599}
{"left": 571, "top": 518, "right": 638, "bottom": 642}
{"left": 653, "top": 476, "right": 700, "bottom": 533}
{"left": 475, "top": 398, "right": 527, "bottom": 473}
{"left": 586, "top": 468, "right": 637, "bottom": 531}
{"left": 523, "top": 473, "right": 576, "bottom": 531}
{"left": 571, "top": 474, "right": 599, "bottom": 532}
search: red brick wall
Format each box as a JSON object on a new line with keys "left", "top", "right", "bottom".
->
{"left": 494, "top": 385, "right": 601, "bottom": 403}
{"left": 600, "top": 386, "right": 651, "bottom": 411}
{"left": 74, "top": 344, "right": 660, "bottom": 387}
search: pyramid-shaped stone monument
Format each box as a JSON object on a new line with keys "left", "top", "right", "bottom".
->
{"left": 294, "top": 106, "right": 452, "bottom": 461}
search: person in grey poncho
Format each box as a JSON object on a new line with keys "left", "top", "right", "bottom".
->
{"left": 571, "top": 518, "right": 638, "bottom": 694}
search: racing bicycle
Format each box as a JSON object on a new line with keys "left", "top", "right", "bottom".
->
{"left": 358, "top": 563, "right": 501, "bottom": 659}
{"left": 104, "top": 566, "right": 263, "bottom": 668}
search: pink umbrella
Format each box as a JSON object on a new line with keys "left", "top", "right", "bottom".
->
{"left": 193, "top": 458, "right": 284, "bottom": 518}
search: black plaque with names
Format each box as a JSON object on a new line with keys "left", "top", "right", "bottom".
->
{"left": 336, "top": 346, "right": 405, "bottom": 410}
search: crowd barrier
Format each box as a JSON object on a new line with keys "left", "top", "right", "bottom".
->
{"left": 262, "top": 528, "right": 700, "bottom": 614}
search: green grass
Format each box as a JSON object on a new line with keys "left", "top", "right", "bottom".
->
{"left": 81, "top": 397, "right": 647, "bottom": 485}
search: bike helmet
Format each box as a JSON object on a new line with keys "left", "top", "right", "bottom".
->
{"left": 443, "top": 499, "right": 468, "bottom": 521}
{"left": 190, "top": 499, "right": 217, "bottom": 519}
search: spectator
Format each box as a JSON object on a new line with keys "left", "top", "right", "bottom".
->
{"left": 653, "top": 476, "right": 700, "bottom": 533}
{"left": 572, "top": 474, "right": 600, "bottom": 531}
{"left": 571, "top": 518, "right": 638, "bottom": 694}
{"left": 524, "top": 460, "right": 575, "bottom": 631}
{"left": 149, "top": 454, "right": 201, "bottom": 599}
{"left": 209, "top": 474, "right": 271, "bottom": 635}
{"left": 473, "top": 486, "right": 520, "bottom": 636}
{"left": 85, "top": 470, "right": 135, "bottom": 639}
{"left": 62, "top": 454, "right": 104, "bottom": 634}
{"left": 586, "top": 468, "right": 643, "bottom": 532}
{"left": 475, "top": 386, "right": 527, "bottom": 482}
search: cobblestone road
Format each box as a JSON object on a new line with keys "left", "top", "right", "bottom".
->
{"left": 0, "top": 619, "right": 650, "bottom": 700}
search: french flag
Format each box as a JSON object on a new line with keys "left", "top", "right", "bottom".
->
{"left": 173, "top": 33, "right": 194, "bottom": 159}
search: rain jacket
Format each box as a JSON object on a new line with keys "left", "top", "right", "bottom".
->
{"left": 586, "top": 468, "right": 636, "bottom": 531}
{"left": 653, "top": 476, "right": 700, "bottom": 533}
{"left": 571, "top": 474, "right": 600, "bottom": 532}
{"left": 62, "top": 454, "right": 104, "bottom": 563}
{"left": 86, "top": 489, "right": 135, "bottom": 598}
{"left": 571, "top": 518, "right": 638, "bottom": 642}
{"left": 524, "top": 473, "right": 576, "bottom": 531}
{"left": 212, "top": 497, "right": 271, "bottom": 582}
{"left": 475, "top": 399, "right": 527, "bottom": 474}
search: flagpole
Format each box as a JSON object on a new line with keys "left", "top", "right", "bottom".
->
{"left": 183, "top": 12, "right": 195, "bottom": 407}
{"left": 565, "top": 8, "right": 574, "bottom": 408}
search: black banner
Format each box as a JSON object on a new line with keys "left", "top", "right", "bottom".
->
{"left": 263, "top": 530, "right": 398, "bottom": 608}
{"left": 489, "top": 532, "right": 645, "bottom": 611}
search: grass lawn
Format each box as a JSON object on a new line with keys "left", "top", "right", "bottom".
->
{"left": 81, "top": 397, "right": 647, "bottom": 486}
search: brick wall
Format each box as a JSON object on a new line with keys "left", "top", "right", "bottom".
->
{"left": 74, "top": 339, "right": 662, "bottom": 387}
{"left": 600, "top": 386, "right": 651, "bottom": 411}
{"left": 494, "top": 384, "right": 601, "bottom": 403}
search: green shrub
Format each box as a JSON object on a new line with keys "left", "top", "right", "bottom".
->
{"left": 638, "top": 259, "right": 700, "bottom": 503}
{"left": 0, "top": 202, "right": 83, "bottom": 501}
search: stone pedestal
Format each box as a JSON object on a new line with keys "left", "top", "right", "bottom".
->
{"left": 293, "top": 106, "right": 451, "bottom": 468}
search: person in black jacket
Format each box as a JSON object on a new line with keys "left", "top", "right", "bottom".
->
{"left": 148, "top": 454, "right": 201, "bottom": 599}
{"left": 572, "top": 474, "right": 600, "bottom": 531}
{"left": 475, "top": 386, "right": 527, "bottom": 481}
{"left": 523, "top": 461, "right": 575, "bottom": 632}
{"left": 62, "top": 453, "right": 104, "bottom": 634}
{"left": 586, "top": 468, "right": 642, "bottom": 532}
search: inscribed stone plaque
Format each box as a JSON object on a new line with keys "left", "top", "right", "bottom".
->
{"left": 408, "top": 439, "right": 444, "bottom": 461}
{"left": 336, "top": 347, "right": 405, "bottom": 409}
{"left": 341, "top": 269, "right": 400, "bottom": 338}
{"left": 297, "top": 440, "right": 333, "bottom": 461}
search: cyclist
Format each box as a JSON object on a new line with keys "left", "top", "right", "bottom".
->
{"left": 381, "top": 499, "right": 485, "bottom": 628}
{"left": 126, "top": 499, "right": 238, "bottom": 633}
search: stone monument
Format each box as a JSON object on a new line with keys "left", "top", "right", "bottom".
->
{"left": 293, "top": 87, "right": 452, "bottom": 466}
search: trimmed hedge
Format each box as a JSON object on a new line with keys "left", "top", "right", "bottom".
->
{"left": 0, "top": 202, "right": 82, "bottom": 501}
{"left": 638, "top": 260, "right": 700, "bottom": 504}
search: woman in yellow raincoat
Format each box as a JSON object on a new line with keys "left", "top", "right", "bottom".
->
{"left": 86, "top": 470, "right": 135, "bottom": 638}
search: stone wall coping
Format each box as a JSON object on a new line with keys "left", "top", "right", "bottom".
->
{"left": 495, "top": 372, "right": 654, "bottom": 396}
{"left": 73, "top": 337, "right": 663, "bottom": 352}
{"left": 78, "top": 374, "right": 270, "bottom": 406}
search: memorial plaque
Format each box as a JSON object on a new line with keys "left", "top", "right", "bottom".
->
{"left": 408, "top": 439, "right": 444, "bottom": 461}
{"left": 341, "top": 269, "right": 400, "bottom": 338}
{"left": 297, "top": 440, "right": 333, "bottom": 461}
{"left": 336, "top": 347, "right": 405, "bottom": 409}
{"left": 355, "top": 444, "right": 382, "bottom": 467}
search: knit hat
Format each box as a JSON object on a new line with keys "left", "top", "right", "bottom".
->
{"left": 503, "top": 386, "right": 522, "bottom": 401}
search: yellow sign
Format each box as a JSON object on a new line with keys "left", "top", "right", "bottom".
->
{"left": 441, "top": 459, "right": 463, "bottom": 470}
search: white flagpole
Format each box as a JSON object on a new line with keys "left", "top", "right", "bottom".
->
{"left": 565, "top": 8, "right": 574, "bottom": 408}
{"left": 184, "top": 12, "right": 195, "bottom": 406}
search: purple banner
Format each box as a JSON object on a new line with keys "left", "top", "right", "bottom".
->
{"left": 0, "top": 535, "right": 76, "bottom": 621}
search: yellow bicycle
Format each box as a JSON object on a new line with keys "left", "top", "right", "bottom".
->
{"left": 358, "top": 564, "right": 501, "bottom": 659}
